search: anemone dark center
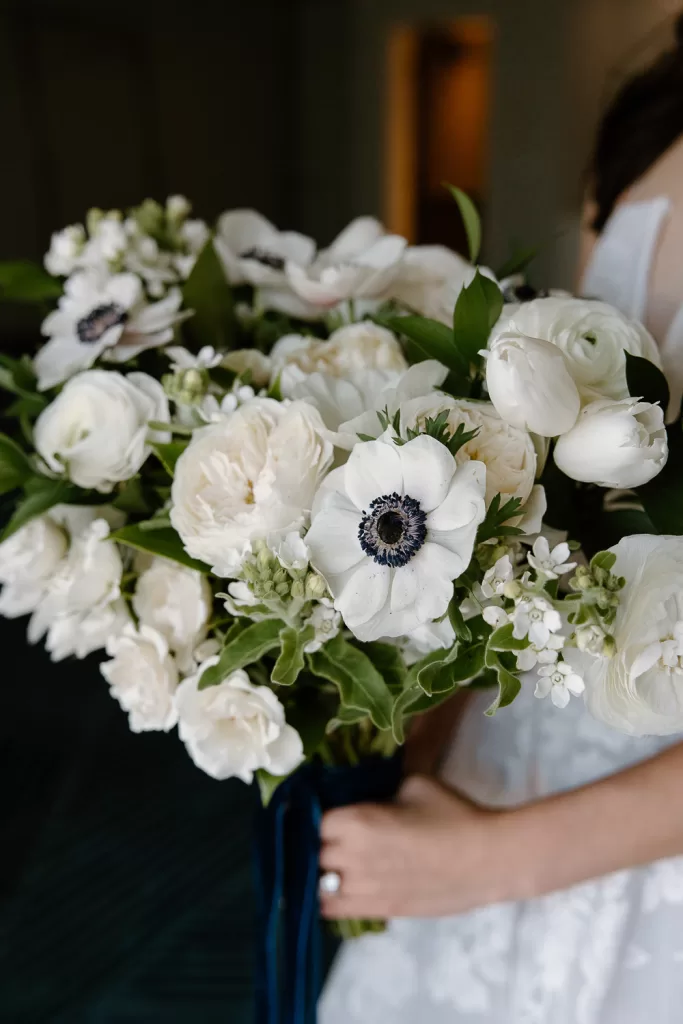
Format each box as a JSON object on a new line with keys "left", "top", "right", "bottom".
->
{"left": 239, "top": 247, "right": 285, "bottom": 271}
{"left": 76, "top": 303, "right": 127, "bottom": 344}
{"left": 358, "top": 492, "right": 427, "bottom": 568}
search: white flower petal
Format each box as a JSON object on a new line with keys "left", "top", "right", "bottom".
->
{"left": 397, "top": 434, "right": 455, "bottom": 513}
{"left": 426, "top": 461, "right": 487, "bottom": 531}
{"left": 305, "top": 504, "right": 364, "bottom": 576}
{"left": 344, "top": 438, "right": 402, "bottom": 512}
{"left": 334, "top": 559, "right": 391, "bottom": 632}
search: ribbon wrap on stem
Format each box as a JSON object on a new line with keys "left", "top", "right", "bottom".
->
{"left": 255, "top": 753, "right": 403, "bottom": 1024}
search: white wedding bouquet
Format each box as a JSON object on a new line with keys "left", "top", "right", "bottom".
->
{"left": 0, "top": 189, "right": 681, "bottom": 799}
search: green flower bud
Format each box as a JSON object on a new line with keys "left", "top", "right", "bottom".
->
{"left": 602, "top": 634, "right": 617, "bottom": 658}
{"left": 272, "top": 568, "right": 289, "bottom": 586}
{"left": 275, "top": 582, "right": 290, "bottom": 597}
{"left": 305, "top": 572, "right": 327, "bottom": 599}
{"left": 290, "top": 580, "right": 305, "bottom": 599}
{"left": 503, "top": 579, "right": 523, "bottom": 601}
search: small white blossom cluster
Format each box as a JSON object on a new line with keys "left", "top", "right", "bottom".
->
{"left": 0, "top": 195, "right": 680, "bottom": 790}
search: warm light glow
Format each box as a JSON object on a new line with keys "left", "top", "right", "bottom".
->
{"left": 385, "top": 25, "right": 419, "bottom": 241}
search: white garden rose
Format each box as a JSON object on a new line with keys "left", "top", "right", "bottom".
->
{"left": 34, "top": 369, "right": 169, "bottom": 492}
{"left": 489, "top": 297, "right": 661, "bottom": 402}
{"left": 0, "top": 514, "right": 67, "bottom": 617}
{"left": 554, "top": 398, "right": 668, "bottom": 488}
{"left": 271, "top": 322, "right": 407, "bottom": 398}
{"left": 170, "top": 397, "right": 333, "bottom": 576}
{"left": 133, "top": 558, "right": 212, "bottom": 672}
{"left": 306, "top": 433, "right": 486, "bottom": 641}
{"left": 101, "top": 623, "right": 179, "bottom": 732}
{"left": 569, "top": 535, "right": 683, "bottom": 735}
{"left": 175, "top": 660, "right": 304, "bottom": 781}
{"left": 485, "top": 333, "right": 581, "bottom": 436}
{"left": 400, "top": 393, "right": 537, "bottom": 507}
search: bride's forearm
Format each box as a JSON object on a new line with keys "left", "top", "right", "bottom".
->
{"left": 501, "top": 740, "right": 683, "bottom": 902}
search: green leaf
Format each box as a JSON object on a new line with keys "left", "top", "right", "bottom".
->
{"left": 445, "top": 185, "right": 481, "bottom": 263}
{"left": 199, "top": 619, "right": 284, "bottom": 689}
{"left": 625, "top": 352, "right": 670, "bottom": 413}
{"left": 111, "top": 476, "right": 152, "bottom": 516}
{"left": 0, "top": 433, "right": 33, "bottom": 495}
{"left": 383, "top": 315, "right": 460, "bottom": 372}
{"left": 590, "top": 550, "right": 617, "bottom": 573}
{"left": 271, "top": 624, "right": 315, "bottom": 686}
{"left": 452, "top": 270, "right": 503, "bottom": 373}
{"left": 415, "top": 643, "right": 461, "bottom": 695}
{"left": 256, "top": 769, "right": 287, "bottom": 806}
{"left": 359, "top": 641, "right": 408, "bottom": 694}
{"left": 495, "top": 246, "right": 537, "bottom": 280}
{"left": 487, "top": 622, "right": 528, "bottom": 652}
{"left": 111, "top": 524, "right": 210, "bottom": 572}
{"left": 448, "top": 600, "right": 472, "bottom": 643}
{"left": 308, "top": 634, "right": 393, "bottom": 730}
{"left": 181, "top": 239, "right": 235, "bottom": 350}
{"left": 0, "top": 260, "right": 62, "bottom": 303}
{"left": 477, "top": 492, "right": 524, "bottom": 544}
{"left": 483, "top": 649, "right": 521, "bottom": 715}
{"left": 151, "top": 441, "right": 188, "bottom": 476}
{"left": 2, "top": 478, "right": 82, "bottom": 540}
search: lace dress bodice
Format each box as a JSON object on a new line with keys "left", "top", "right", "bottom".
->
{"left": 320, "top": 199, "right": 683, "bottom": 1024}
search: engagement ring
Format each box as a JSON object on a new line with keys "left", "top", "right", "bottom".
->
{"left": 319, "top": 871, "right": 342, "bottom": 896}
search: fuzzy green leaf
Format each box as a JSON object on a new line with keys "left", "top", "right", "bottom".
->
{"left": 199, "top": 619, "right": 284, "bottom": 689}
{"left": 359, "top": 641, "right": 408, "bottom": 694}
{"left": 271, "top": 624, "right": 315, "bottom": 686}
{"left": 484, "top": 649, "right": 521, "bottom": 715}
{"left": 487, "top": 622, "right": 529, "bottom": 652}
{"left": 111, "top": 524, "right": 210, "bottom": 572}
{"left": 448, "top": 600, "right": 473, "bottom": 643}
{"left": 590, "top": 550, "right": 617, "bottom": 573}
{"left": 308, "top": 634, "right": 393, "bottom": 730}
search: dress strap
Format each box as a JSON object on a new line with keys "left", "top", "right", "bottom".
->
{"left": 581, "top": 197, "right": 671, "bottom": 321}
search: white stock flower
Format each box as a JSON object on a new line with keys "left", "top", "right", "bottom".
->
{"left": 45, "top": 225, "right": 86, "bottom": 276}
{"left": 271, "top": 322, "right": 407, "bottom": 398}
{"left": 511, "top": 595, "right": 562, "bottom": 647}
{"left": 34, "top": 369, "right": 169, "bottom": 492}
{"left": 400, "top": 394, "right": 537, "bottom": 507}
{"left": 527, "top": 536, "right": 576, "bottom": 579}
{"left": 101, "top": 623, "right": 179, "bottom": 732}
{"left": 0, "top": 514, "right": 67, "bottom": 617}
{"left": 303, "top": 601, "right": 342, "bottom": 653}
{"left": 534, "top": 660, "right": 585, "bottom": 708}
{"left": 286, "top": 217, "right": 406, "bottom": 309}
{"left": 34, "top": 271, "right": 185, "bottom": 390}
{"left": 170, "top": 398, "right": 333, "bottom": 575}
{"left": 132, "top": 559, "right": 212, "bottom": 672}
{"left": 553, "top": 398, "right": 668, "bottom": 488}
{"left": 485, "top": 333, "right": 581, "bottom": 437}
{"left": 388, "top": 245, "right": 499, "bottom": 325}
{"left": 516, "top": 632, "right": 564, "bottom": 672}
{"left": 480, "top": 555, "right": 514, "bottom": 599}
{"left": 566, "top": 535, "right": 683, "bottom": 735}
{"left": 306, "top": 433, "right": 486, "bottom": 641}
{"left": 490, "top": 297, "right": 661, "bottom": 402}
{"left": 175, "top": 661, "right": 304, "bottom": 782}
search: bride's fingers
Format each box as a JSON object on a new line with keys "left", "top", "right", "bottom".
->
{"left": 319, "top": 840, "right": 345, "bottom": 871}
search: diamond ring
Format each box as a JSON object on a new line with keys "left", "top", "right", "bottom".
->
{"left": 319, "top": 870, "right": 342, "bottom": 896}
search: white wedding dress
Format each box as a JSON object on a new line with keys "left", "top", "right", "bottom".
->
{"left": 320, "top": 198, "right": 683, "bottom": 1024}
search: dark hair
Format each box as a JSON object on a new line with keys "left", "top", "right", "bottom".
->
{"left": 590, "top": 13, "right": 683, "bottom": 232}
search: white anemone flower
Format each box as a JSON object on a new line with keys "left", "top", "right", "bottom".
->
{"left": 285, "top": 217, "right": 407, "bottom": 309}
{"left": 306, "top": 433, "right": 486, "bottom": 642}
{"left": 35, "top": 271, "right": 185, "bottom": 390}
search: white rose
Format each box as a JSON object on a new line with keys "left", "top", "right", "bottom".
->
{"left": 388, "top": 245, "right": 498, "bottom": 325}
{"left": 569, "top": 535, "right": 683, "bottom": 735}
{"left": 400, "top": 394, "right": 537, "bottom": 507}
{"left": 0, "top": 514, "right": 67, "bottom": 617}
{"left": 554, "top": 398, "right": 668, "bottom": 488}
{"left": 485, "top": 333, "right": 580, "bottom": 437}
{"left": 175, "top": 660, "right": 304, "bottom": 782}
{"left": 271, "top": 322, "right": 407, "bottom": 398}
{"left": 170, "top": 397, "right": 333, "bottom": 576}
{"left": 34, "top": 369, "right": 169, "bottom": 492}
{"left": 306, "top": 433, "right": 486, "bottom": 642}
{"left": 101, "top": 623, "right": 179, "bottom": 732}
{"left": 490, "top": 297, "right": 661, "bottom": 402}
{"left": 133, "top": 558, "right": 212, "bottom": 672}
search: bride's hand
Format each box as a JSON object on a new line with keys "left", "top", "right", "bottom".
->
{"left": 319, "top": 774, "right": 512, "bottom": 920}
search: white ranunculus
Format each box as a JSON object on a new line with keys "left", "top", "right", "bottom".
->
{"left": 553, "top": 398, "right": 668, "bottom": 488}
{"left": 489, "top": 297, "right": 661, "bottom": 402}
{"left": 133, "top": 558, "right": 212, "bottom": 672}
{"left": 285, "top": 217, "right": 406, "bottom": 309}
{"left": 170, "top": 398, "right": 333, "bottom": 576}
{"left": 569, "top": 535, "right": 683, "bottom": 735}
{"left": 34, "top": 369, "right": 169, "bottom": 492}
{"left": 175, "top": 660, "right": 304, "bottom": 782}
{"left": 400, "top": 393, "right": 537, "bottom": 507}
{"left": 271, "top": 322, "right": 408, "bottom": 397}
{"left": 29, "top": 509, "right": 130, "bottom": 661}
{"left": 101, "top": 623, "right": 179, "bottom": 732}
{"left": 389, "top": 245, "right": 498, "bottom": 325}
{"left": 34, "top": 271, "right": 186, "bottom": 390}
{"left": 0, "top": 514, "right": 67, "bottom": 616}
{"left": 45, "top": 224, "right": 86, "bottom": 277}
{"left": 306, "top": 433, "right": 486, "bottom": 642}
{"left": 485, "top": 333, "right": 581, "bottom": 437}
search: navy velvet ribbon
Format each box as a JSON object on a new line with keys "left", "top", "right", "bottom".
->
{"left": 255, "top": 753, "right": 403, "bottom": 1024}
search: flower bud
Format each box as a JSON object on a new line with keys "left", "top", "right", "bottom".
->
{"left": 553, "top": 398, "right": 668, "bottom": 488}
{"left": 485, "top": 332, "right": 580, "bottom": 437}
{"left": 304, "top": 571, "right": 327, "bottom": 599}
{"left": 503, "top": 579, "right": 523, "bottom": 601}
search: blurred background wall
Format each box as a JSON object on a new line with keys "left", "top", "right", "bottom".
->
{"left": 0, "top": 1, "right": 680, "bottom": 1022}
